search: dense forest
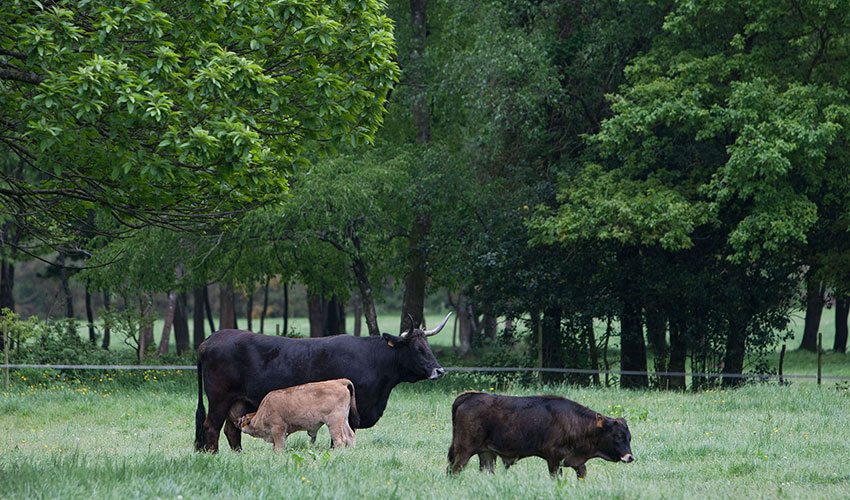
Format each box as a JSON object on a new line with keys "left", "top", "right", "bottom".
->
{"left": 1, "top": 0, "right": 849, "bottom": 389}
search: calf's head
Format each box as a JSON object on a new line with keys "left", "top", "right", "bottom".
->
{"left": 381, "top": 312, "right": 451, "bottom": 382}
{"left": 237, "top": 412, "right": 257, "bottom": 433}
{"left": 595, "top": 414, "right": 635, "bottom": 463}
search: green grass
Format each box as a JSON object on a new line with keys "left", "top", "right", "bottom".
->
{"left": 1, "top": 374, "right": 849, "bottom": 499}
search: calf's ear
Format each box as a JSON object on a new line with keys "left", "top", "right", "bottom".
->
{"left": 382, "top": 333, "right": 405, "bottom": 348}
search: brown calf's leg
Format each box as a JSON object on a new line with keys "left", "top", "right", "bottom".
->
{"left": 342, "top": 421, "right": 356, "bottom": 447}
{"left": 272, "top": 425, "right": 288, "bottom": 452}
{"left": 328, "top": 421, "right": 348, "bottom": 448}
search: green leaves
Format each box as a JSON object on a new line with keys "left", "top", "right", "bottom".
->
{"left": 557, "top": 0, "right": 850, "bottom": 262}
{"left": 1, "top": 0, "right": 399, "bottom": 239}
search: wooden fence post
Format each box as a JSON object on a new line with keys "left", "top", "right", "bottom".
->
{"left": 778, "top": 344, "right": 786, "bottom": 385}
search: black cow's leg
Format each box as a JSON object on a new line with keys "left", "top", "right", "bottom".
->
{"left": 202, "top": 407, "right": 228, "bottom": 453}
{"left": 546, "top": 457, "right": 563, "bottom": 477}
{"left": 478, "top": 452, "right": 496, "bottom": 473}
{"left": 573, "top": 464, "right": 587, "bottom": 479}
{"left": 448, "top": 450, "right": 473, "bottom": 475}
{"left": 223, "top": 418, "right": 243, "bottom": 451}
{"left": 501, "top": 457, "right": 517, "bottom": 470}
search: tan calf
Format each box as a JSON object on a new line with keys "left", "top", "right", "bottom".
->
{"left": 236, "top": 378, "right": 358, "bottom": 452}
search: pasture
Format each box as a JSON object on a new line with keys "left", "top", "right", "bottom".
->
{"left": 1, "top": 372, "right": 849, "bottom": 499}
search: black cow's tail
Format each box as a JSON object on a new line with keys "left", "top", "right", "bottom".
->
{"left": 451, "top": 391, "right": 479, "bottom": 423}
{"left": 447, "top": 391, "right": 481, "bottom": 472}
{"left": 346, "top": 379, "right": 360, "bottom": 429}
{"left": 194, "top": 357, "right": 206, "bottom": 452}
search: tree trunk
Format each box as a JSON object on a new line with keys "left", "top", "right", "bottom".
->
{"left": 583, "top": 315, "right": 600, "bottom": 386}
{"left": 282, "top": 282, "right": 289, "bottom": 336}
{"left": 483, "top": 314, "right": 498, "bottom": 342}
{"left": 353, "top": 293, "right": 363, "bottom": 337}
{"left": 541, "top": 306, "right": 564, "bottom": 384}
{"left": 158, "top": 291, "right": 177, "bottom": 355}
{"left": 85, "top": 283, "right": 96, "bottom": 345}
{"left": 645, "top": 306, "right": 667, "bottom": 375}
{"left": 410, "top": 0, "right": 430, "bottom": 143}
{"left": 351, "top": 255, "right": 380, "bottom": 336}
{"left": 619, "top": 296, "right": 648, "bottom": 388}
{"left": 139, "top": 293, "right": 155, "bottom": 361}
{"left": 174, "top": 291, "right": 190, "bottom": 355}
{"left": 457, "top": 295, "right": 472, "bottom": 356}
{"left": 193, "top": 287, "right": 206, "bottom": 349}
{"left": 58, "top": 253, "right": 74, "bottom": 319}
{"left": 834, "top": 297, "right": 849, "bottom": 353}
{"left": 326, "top": 297, "right": 345, "bottom": 335}
{"left": 667, "top": 319, "right": 687, "bottom": 390}
{"left": 308, "top": 293, "right": 328, "bottom": 338}
{"left": 204, "top": 285, "right": 216, "bottom": 333}
{"left": 219, "top": 282, "right": 237, "bottom": 330}
{"left": 0, "top": 257, "right": 15, "bottom": 353}
{"left": 101, "top": 292, "right": 111, "bottom": 350}
{"left": 400, "top": 0, "right": 431, "bottom": 331}
{"left": 400, "top": 214, "right": 430, "bottom": 332}
{"left": 246, "top": 287, "right": 254, "bottom": 332}
{"left": 722, "top": 320, "right": 747, "bottom": 388}
{"left": 800, "top": 276, "right": 825, "bottom": 352}
{"left": 260, "top": 277, "right": 270, "bottom": 334}
{"left": 0, "top": 260, "right": 14, "bottom": 313}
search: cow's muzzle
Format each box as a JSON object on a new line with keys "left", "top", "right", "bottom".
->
{"left": 620, "top": 453, "right": 635, "bottom": 463}
{"left": 429, "top": 367, "right": 445, "bottom": 380}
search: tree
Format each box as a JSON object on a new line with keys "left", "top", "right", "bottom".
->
{"left": 0, "top": 0, "right": 399, "bottom": 245}
{"left": 532, "top": 0, "right": 850, "bottom": 380}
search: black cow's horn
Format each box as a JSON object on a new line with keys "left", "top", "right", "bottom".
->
{"left": 400, "top": 313, "right": 416, "bottom": 339}
{"left": 423, "top": 312, "right": 452, "bottom": 337}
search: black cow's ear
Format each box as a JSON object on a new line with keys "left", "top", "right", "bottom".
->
{"left": 382, "top": 333, "right": 405, "bottom": 348}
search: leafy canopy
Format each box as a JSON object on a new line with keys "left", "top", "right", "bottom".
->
{"left": 0, "top": 0, "right": 399, "bottom": 239}
{"left": 532, "top": 0, "right": 850, "bottom": 262}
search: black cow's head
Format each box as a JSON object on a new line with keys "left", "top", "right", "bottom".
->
{"left": 382, "top": 312, "right": 451, "bottom": 382}
{"left": 595, "top": 414, "right": 635, "bottom": 463}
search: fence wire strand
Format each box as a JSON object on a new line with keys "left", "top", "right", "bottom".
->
{"left": 2, "top": 364, "right": 849, "bottom": 381}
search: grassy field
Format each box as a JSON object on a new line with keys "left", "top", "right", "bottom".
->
{"left": 1, "top": 372, "right": 849, "bottom": 499}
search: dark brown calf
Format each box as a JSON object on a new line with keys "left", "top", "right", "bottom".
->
{"left": 447, "top": 391, "right": 634, "bottom": 478}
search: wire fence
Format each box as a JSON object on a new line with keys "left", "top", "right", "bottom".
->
{"left": 2, "top": 363, "right": 849, "bottom": 381}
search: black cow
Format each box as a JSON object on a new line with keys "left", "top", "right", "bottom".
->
{"left": 447, "top": 391, "right": 634, "bottom": 478}
{"left": 194, "top": 313, "right": 451, "bottom": 453}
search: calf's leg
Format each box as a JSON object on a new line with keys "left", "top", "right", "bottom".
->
{"left": 342, "top": 421, "right": 356, "bottom": 447}
{"left": 328, "top": 420, "right": 348, "bottom": 448}
{"left": 272, "top": 425, "right": 287, "bottom": 452}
